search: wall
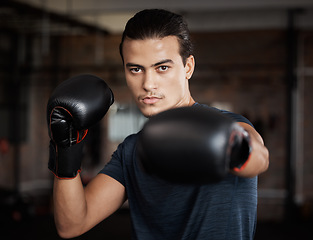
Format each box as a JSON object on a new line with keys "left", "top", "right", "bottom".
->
{"left": 0, "top": 29, "right": 312, "bottom": 221}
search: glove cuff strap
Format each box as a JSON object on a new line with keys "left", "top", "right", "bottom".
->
{"left": 229, "top": 130, "right": 252, "bottom": 172}
{"left": 48, "top": 140, "right": 83, "bottom": 179}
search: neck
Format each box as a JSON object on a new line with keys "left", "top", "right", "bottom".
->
{"left": 187, "top": 97, "right": 196, "bottom": 106}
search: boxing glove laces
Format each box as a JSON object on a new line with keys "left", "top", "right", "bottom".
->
{"left": 47, "top": 74, "right": 114, "bottom": 179}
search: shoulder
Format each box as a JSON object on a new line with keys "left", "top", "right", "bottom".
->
{"left": 193, "top": 102, "right": 254, "bottom": 127}
{"left": 123, "top": 133, "right": 138, "bottom": 145}
{"left": 99, "top": 133, "right": 139, "bottom": 185}
{"left": 115, "top": 133, "right": 139, "bottom": 150}
{"left": 111, "top": 133, "right": 139, "bottom": 161}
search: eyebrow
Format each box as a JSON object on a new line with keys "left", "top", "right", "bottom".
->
{"left": 125, "top": 59, "right": 174, "bottom": 69}
{"left": 152, "top": 59, "right": 174, "bottom": 67}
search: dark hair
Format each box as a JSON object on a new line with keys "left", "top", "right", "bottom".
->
{"left": 119, "top": 9, "right": 193, "bottom": 65}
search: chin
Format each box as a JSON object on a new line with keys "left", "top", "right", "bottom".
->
{"left": 142, "top": 110, "right": 158, "bottom": 118}
{"left": 140, "top": 107, "right": 165, "bottom": 118}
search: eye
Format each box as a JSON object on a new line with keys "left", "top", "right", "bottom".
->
{"left": 157, "top": 66, "right": 169, "bottom": 72}
{"left": 130, "top": 67, "right": 142, "bottom": 73}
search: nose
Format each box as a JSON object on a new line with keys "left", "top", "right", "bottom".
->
{"left": 142, "top": 71, "right": 157, "bottom": 92}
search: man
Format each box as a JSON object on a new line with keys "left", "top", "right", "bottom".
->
{"left": 48, "top": 9, "right": 269, "bottom": 239}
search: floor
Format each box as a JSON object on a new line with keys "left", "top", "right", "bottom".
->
{"left": 2, "top": 209, "right": 312, "bottom": 240}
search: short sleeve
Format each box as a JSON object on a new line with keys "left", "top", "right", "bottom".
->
{"left": 99, "top": 143, "right": 125, "bottom": 186}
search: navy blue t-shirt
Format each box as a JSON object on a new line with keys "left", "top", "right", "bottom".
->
{"left": 100, "top": 104, "right": 257, "bottom": 240}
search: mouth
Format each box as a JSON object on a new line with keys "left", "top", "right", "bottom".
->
{"left": 142, "top": 96, "right": 161, "bottom": 104}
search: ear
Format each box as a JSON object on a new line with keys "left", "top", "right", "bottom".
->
{"left": 185, "top": 55, "right": 195, "bottom": 80}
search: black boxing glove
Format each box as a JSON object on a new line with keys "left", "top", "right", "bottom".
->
{"left": 136, "top": 106, "right": 252, "bottom": 184}
{"left": 47, "top": 74, "right": 114, "bottom": 179}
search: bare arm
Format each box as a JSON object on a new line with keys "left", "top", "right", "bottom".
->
{"left": 53, "top": 173, "right": 126, "bottom": 239}
{"left": 230, "top": 122, "right": 269, "bottom": 178}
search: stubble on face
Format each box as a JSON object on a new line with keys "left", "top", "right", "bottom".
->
{"left": 122, "top": 36, "right": 195, "bottom": 117}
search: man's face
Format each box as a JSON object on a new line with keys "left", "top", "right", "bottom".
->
{"left": 122, "top": 36, "right": 195, "bottom": 117}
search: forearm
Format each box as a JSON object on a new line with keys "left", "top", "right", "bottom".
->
{"left": 231, "top": 122, "right": 269, "bottom": 178}
{"left": 46, "top": 75, "right": 116, "bottom": 238}
{"left": 53, "top": 174, "right": 87, "bottom": 238}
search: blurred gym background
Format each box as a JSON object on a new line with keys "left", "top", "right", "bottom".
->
{"left": 1, "top": 0, "right": 313, "bottom": 239}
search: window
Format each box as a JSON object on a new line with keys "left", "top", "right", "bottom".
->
{"left": 108, "top": 103, "right": 147, "bottom": 142}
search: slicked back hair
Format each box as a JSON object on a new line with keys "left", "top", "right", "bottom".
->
{"left": 119, "top": 9, "right": 194, "bottom": 65}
